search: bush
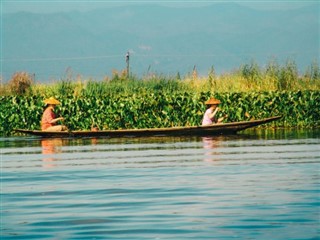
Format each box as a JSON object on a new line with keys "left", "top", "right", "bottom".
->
{"left": 9, "top": 72, "right": 34, "bottom": 95}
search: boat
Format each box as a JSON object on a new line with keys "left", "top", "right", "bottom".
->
{"left": 14, "top": 116, "right": 282, "bottom": 138}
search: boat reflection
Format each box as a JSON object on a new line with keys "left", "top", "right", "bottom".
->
{"left": 41, "top": 138, "right": 63, "bottom": 168}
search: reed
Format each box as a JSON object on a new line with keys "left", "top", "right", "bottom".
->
{"left": 2, "top": 60, "right": 319, "bottom": 96}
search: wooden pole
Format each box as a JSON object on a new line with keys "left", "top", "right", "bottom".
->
{"left": 126, "top": 51, "right": 130, "bottom": 78}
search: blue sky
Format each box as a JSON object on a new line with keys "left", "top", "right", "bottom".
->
{"left": 2, "top": 0, "right": 316, "bottom": 13}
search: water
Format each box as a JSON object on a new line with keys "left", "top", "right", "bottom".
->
{"left": 1, "top": 129, "right": 319, "bottom": 239}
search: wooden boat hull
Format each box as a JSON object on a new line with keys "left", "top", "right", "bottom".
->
{"left": 15, "top": 116, "right": 281, "bottom": 138}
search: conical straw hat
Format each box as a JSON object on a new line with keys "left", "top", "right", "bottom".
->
{"left": 205, "top": 98, "right": 221, "bottom": 105}
{"left": 44, "top": 97, "right": 61, "bottom": 105}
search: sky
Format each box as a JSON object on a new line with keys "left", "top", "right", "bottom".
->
{"left": 1, "top": 0, "right": 317, "bottom": 14}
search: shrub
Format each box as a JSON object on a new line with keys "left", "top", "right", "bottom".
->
{"left": 9, "top": 72, "right": 34, "bottom": 95}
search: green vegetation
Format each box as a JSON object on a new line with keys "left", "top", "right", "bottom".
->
{"left": 1, "top": 90, "right": 319, "bottom": 137}
{"left": 1, "top": 60, "right": 319, "bottom": 136}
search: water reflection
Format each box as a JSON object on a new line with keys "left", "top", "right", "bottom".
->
{"left": 202, "top": 137, "right": 222, "bottom": 162}
{"left": 243, "top": 128, "right": 320, "bottom": 140}
{"left": 91, "top": 138, "right": 98, "bottom": 145}
{"left": 41, "top": 138, "right": 63, "bottom": 168}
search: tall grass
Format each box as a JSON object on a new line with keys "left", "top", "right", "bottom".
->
{"left": 1, "top": 60, "right": 319, "bottom": 97}
{"left": 20, "top": 72, "right": 319, "bottom": 98}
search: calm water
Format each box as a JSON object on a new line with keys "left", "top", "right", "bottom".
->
{"left": 1, "top": 129, "right": 319, "bottom": 239}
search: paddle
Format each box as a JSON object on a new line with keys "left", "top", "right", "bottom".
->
{"left": 55, "top": 116, "right": 75, "bottom": 137}
{"left": 91, "top": 117, "right": 99, "bottom": 131}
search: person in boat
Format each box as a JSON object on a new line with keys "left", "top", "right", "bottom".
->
{"left": 202, "top": 97, "right": 226, "bottom": 126}
{"left": 41, "top": 97, "right": 68, "bottom": 131}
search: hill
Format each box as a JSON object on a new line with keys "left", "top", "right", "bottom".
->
{"left": 2, "top": 3, "right": 319, "bottom": 82}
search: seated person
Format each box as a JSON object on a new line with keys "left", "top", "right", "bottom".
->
{"left": 202, "top": 97, "right": 226, "bottom": 125}
{"left": 41, "top": 97, "right": 68, "bottom": 131}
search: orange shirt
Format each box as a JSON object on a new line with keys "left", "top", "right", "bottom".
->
{"left": 41, "top": 107, "right": 56, "bottom": 130}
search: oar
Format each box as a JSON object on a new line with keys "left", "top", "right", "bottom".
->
{"left": 91, "top": 117, "right": 99, "bottom": 131}
{"left": 58, "top": 117, "right": 75, "bottom": 137}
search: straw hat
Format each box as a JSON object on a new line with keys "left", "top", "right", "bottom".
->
{"left": 205, "top": 97, "right": 221, "bottom": 105}
{"left": 44, "top": 97, "right": 61, "bottom": 105}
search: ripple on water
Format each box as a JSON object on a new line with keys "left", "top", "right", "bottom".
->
{"left": 1, "top": 130, "right": 319, "bottom": 239}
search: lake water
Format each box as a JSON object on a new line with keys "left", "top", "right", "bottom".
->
{"left": 1, "top": 129, "right": 319, "bottom": 239}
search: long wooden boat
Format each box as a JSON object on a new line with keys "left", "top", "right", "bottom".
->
{"left": 14, "top": 116, "right": 281, "bottom": 138}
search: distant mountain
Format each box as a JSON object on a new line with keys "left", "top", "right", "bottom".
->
{"left": 2, "top": 3, "right": 319, "bottom": 82}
